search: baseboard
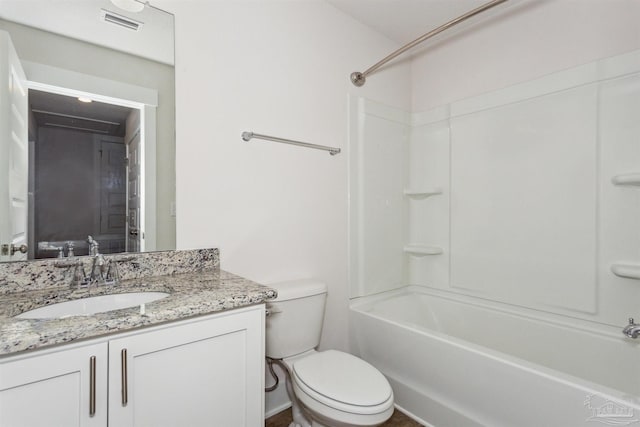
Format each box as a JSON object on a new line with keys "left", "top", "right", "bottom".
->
{"left": 265, "top": 402, "right": 292, "bottom": 419}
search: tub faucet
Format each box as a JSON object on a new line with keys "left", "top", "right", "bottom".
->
{"left": 622, "top": 318, "right": 640, "bottom": 339}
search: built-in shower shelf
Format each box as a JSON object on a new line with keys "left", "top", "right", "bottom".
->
{"left": 612, "top": 174, "right": 640, "bottom": 187}
{"left": 611, "top": 263, "right": 640, "bottom": 280}
{"left": 403, "top": 245, "right": 443, "bottom": 256}
{"left": 403, "top": 188, "right": 442, "bottom": 198}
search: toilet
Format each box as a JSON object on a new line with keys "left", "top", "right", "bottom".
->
{"left": 266, "top": 280, "right": 394, "bottom": 427}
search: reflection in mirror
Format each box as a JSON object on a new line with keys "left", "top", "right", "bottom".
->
{"left": 30, "top": 90, "right": 138, "bottom": 258}
{"left": 0, "top": 0, "right": 175, "bottom": 262}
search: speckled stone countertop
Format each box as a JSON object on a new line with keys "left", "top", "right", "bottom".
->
{"left": 0, "top": 249, "right": 277, "bottom": 357}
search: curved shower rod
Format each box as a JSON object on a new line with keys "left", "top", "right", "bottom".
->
{"left": 350, "top": 0, "right": 509, "bottom": 87}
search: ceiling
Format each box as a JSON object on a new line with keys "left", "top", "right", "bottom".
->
{"left": 1, "top": 0, "right": 510, "bottom": 65}
{"left": 326, "top": 0, "right": 513, "bottom": 45}
{"left": 0, "top": 0, "right": 174, "bottom": 65}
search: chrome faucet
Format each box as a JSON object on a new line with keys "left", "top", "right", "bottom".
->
{"left": 623, "top": 318, "right": 640, "bottom": 339}
{"left": 87, "top": 236, "right": 116, "bottom": 285}
{"left": 88, "top": 235, "right": 99, "bottom": 256}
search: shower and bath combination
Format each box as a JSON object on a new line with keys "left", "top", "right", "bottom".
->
{"left": 347, "top": 0, "right": 640, "bottom": 424}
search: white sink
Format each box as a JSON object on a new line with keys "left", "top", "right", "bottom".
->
{"left": 15, "top": 292, "right": 170, "bottom": 319}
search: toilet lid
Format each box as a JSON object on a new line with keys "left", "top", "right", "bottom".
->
{"left": 292, "top": 350, "right": 392, "bottom": 408}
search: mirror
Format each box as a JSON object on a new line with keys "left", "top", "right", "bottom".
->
{"left": 0, "top": 0, "right": 175, "bottom": 261}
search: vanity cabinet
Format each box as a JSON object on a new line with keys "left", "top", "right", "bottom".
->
{"left": 0, "top": 305, "right": 265, "bottom": 427}
{"left": 0, "top": 341, "right": 108, "bottom": 427}
{"left": 108, "top": 305, "right": 265, "bottom": 426}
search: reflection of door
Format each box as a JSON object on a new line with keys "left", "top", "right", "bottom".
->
{"left": 126, "top": 130, "right": 141, "bottom": 253}
{"left": 0, "top": 31, "right": 27, "bottom": 262}
{"left": 99, "top": 138, "right": 126, "bottom": 249}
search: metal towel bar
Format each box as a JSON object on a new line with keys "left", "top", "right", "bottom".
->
{"left": 241, "top": 131, "right": 341, "bottom": 156}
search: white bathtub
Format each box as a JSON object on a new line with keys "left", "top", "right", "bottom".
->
{"left": 349, "top": 286, "right": 640, "bottom": 427}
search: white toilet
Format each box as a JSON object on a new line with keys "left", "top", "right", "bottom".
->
{"left": 266, "top": 279, "right": 394, "bottom": 427}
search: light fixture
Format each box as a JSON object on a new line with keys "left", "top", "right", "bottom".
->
{"left": 109, "top": 0, "right": 145, "bottom": 13}
{"left": 78, "top": 97, "right": 92, "bottom": 103}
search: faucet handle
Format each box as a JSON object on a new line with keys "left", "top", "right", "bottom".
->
{"left": 73, "top": 263, "right": 89, "bottom": 288}
{"left": 624, "top": 317, "right": 640, "bottom": 339}
{"left": 105, "top": 260, "right": 119, "bottom": 285}
{"left": 66, "top": 241, "right": 75, "bottom": 257}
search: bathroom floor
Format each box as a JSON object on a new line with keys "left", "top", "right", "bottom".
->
{"left": 265, "top": 408, "right": 424, "bottom": 427}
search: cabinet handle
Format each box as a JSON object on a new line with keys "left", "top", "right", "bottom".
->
{"left": 89, "top": 356, "right": 96, "bottom": 417}
{"left": 121, "top": 349, "right": 128, "bottom": 406}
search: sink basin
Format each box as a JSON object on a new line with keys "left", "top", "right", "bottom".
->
{"left": 15, "top": 292, "right": 170, "bottom": 319}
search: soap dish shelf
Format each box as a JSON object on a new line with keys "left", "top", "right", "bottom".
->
{"left": 611, "top": 263, "right": 640, "bottom": 280}
{"left": 404, "top": 245, "right": 443, "bottom": 256}
{"left": 612, "top": 174, "right": 640, "bottom": 187}
{"left": 403, "top": 188, "right": 442, "bottom": 199}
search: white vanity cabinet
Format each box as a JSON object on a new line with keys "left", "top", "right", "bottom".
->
{"left": 0, "top": 305, "right": 265, "bottom": 427}
{"left": 108, "top": 305, "right": 265, "bottom": 426}
{"left": 0, "top": 341, "right": 108, "bottom": 427}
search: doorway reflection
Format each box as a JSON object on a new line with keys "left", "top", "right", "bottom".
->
{"left": 29, "top": 89, "right": 139, "bottom": 258}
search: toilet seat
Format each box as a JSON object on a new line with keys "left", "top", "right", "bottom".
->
{"left": 291, "top": 350, "right": 394, "bottom": 417}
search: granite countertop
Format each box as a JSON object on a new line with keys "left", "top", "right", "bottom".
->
{"left": 0, "top": 250, "right": 277, "bottom": 357}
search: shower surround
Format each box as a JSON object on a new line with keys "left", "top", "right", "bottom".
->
{"left": 348, "top": 49, "right": 640, "bottom": 425}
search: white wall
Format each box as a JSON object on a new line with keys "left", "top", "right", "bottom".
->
{"left": 154, "top": 0, "right": 410, "bottom": 415}
{"left": 162, "top": 0, "right": 409, "bottom": 351}
{"left": 411, "top": 0, "right": 640, "bottom": 111}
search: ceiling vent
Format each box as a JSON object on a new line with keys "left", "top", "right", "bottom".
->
{"left": 101, "top": 9, "right": 143, "bottom": 31}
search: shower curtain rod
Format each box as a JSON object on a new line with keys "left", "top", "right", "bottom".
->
{"left": 241, "top": 131, "right": 341, "bottom": 156}
{"left": 350, "top": 0, "right": 509, "bottom": 87}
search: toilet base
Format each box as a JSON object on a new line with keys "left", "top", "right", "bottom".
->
{"left": 294, "top": 395, "right": 392, "bottom": 427}
{"left": 288, "top": 420, "right": 329, "bottom": 427}
{"left": 287, "top": 421, "right": 329, "bottom": 427}
{"left": 288, "top": 385, "right": 312, "bottom": 427}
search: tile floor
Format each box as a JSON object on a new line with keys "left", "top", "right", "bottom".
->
{"left": 265, "top": 408, "right": 424, "bottom": 427}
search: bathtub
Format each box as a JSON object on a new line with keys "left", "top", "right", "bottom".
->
{"left": 349, "top": 286, "right": 640, "bottom": 427}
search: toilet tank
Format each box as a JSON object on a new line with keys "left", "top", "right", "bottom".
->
{"left": 265, "top": 279, "right": 327, "bottom": 359}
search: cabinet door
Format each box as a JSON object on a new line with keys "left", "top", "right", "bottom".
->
{"left": 108, "top": 305, "right": 265, "bottom": 427}
{"left": 0, "top": 342, "right": 108, "bottom": 427}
